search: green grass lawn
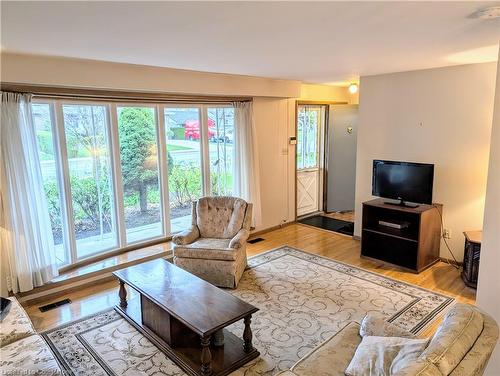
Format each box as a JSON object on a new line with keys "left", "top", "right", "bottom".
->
{"left": 167, "top": 144, "right": 192, "bottom": 151}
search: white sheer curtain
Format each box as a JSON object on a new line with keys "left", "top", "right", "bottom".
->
{"left": 0, "top": 92, "right": 58, "bottom": 295}
{"left": 232, "top": 101, "right": 262, "bottom": 228}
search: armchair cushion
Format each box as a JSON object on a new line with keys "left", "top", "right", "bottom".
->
{"left": 196, "top": 197, "right": 248, "bottom": 238}
{"left": 229, "top": 229, "right": 250, "bottom": 249}
{"left": 173, "top": 238, "right": 236, "bottom": 261}
{"left": 172, "top": 226, "right": 200, "bottom": 245}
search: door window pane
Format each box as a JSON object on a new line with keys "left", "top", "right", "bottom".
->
{"left": 297, "top": 106, "right": 320, "bottom": 170}
{"left": 62, "top": 104, "right": 117, "bottom": 259}
{"left": 32, "top": 103, "right": 68, "bottom": 265}
{"left": 208, "top": 107, "right": 234, "bottom": 196}
{"left": 117, "top": 106, "right": 163, "bottom": 244}
{"left": 164, "top": 107, "right": 203, "bottom": 233}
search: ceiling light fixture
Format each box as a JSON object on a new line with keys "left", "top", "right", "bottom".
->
{"left": 470, "top": 6, "right": 500, "bottom": 19}
{"left": 348, "top": 83, "right": 358, "bottom": 94}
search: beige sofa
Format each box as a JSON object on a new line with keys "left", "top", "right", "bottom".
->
{"left": 0, "top": 298, "right": 496, "bottom": 375}
{"left": 278, "top": 303, "right": 498, "bottom": 376}
{"left": 172, "top": 196, "right": 252, "bottom": 288}
{"left": 0, "top": 297, "right": 62, "bottom": 374}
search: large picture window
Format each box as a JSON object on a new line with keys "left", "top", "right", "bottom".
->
{"left": 32, "top": 100, "right": 236, "bottom": 267}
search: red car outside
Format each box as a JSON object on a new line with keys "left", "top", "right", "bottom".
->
{"left": 184, "top": 119, "right": 216, "bottom": 141}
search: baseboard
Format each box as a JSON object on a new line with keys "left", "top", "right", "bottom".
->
{"left": 439, "top": 257, "right": 463, "bottom": 267}
{"left": 249, "top": 221, "right": 296, "bottom": 238}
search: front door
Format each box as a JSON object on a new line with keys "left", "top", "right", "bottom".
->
{"left": 296, "top": 105, "right": 325, "bottom": 217}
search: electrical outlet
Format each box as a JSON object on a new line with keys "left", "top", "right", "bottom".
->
{"left": 443, "top": 229, "right": 452, "bottom": 239}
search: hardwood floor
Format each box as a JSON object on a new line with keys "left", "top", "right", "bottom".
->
{"left": 24, "top": 223, "right": 475, "bottom": 338}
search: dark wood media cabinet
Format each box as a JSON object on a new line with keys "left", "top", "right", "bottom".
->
{"left": 361, "top": 199, "right": 442, "bottom": 273}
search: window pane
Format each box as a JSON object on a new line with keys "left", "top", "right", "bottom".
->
{"left": 117, "top": 106, "right": 163, "bottom": 244}
{"left": 297, "top": 106, "right": 319, "bottom": 169}
{"left": 62, "top": 104, "right": 117, "bottom": 259}
{"left": 208, "top": 107, "right": 234, "bottom": 196}
{"left": 164, "top": 107, "right": 203, "bottom": 233}
{"left": 32, "top": 103, "right": 68, "bottom": 266}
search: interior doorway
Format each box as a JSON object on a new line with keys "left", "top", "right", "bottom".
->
{"left": 296, "top": 103, "right": 359, "bottom": 236}
{"left": 296, "top": 104, "right": 327, "bottom": 217}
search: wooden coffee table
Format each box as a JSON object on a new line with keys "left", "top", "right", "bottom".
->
{"left": 112, "top": 259, "right": 259, "bottom": 376}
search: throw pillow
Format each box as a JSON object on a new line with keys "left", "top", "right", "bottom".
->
{"left": 345, "top": 336, "right": 429, "bottom": 376}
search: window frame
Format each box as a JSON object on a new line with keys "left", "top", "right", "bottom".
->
{"left": 32, "top": 98, "right": 236, "bottom": 269}
{"left": 297, "top": 105, "right": 323, "bottom": 171}
{"left": 207, "top": 105, "right": 236, "bottom": 196}
{"left": 57, "top": 99, "right": 120, "bottom": 261}
{"left": 113, "top": 103, "right": 167, "bottom": 247}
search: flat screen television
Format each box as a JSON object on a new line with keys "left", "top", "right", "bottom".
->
{"left": 372, "top": 160, "right": 434, "bottom": 207}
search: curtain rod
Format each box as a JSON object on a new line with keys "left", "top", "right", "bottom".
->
{"left": 0, "top": 82, "right": 253, "bottom": 104}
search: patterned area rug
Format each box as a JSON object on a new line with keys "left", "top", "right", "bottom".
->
{"left": 42, "top": 246, "right": 454, "bottom": 376}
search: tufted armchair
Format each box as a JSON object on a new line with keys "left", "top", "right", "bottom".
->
{"left": 172, "top": 196, "right": 253, "bottom": 288}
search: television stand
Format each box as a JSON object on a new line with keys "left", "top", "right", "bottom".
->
{"left": 384, "top": 199, "right": 419, "bottom": 208}
{"left": 361, "top": 199, "right": 442, "bottom": 273}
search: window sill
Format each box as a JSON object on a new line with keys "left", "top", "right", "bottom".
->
{"left": 17, "top": 240, "right": 173, "bottom": 304}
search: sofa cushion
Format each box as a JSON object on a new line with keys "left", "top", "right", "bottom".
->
{"left": 393, "top": 359, "right": 442, "bottom": 376}
{"left": 290, "top": 322, "right": 362, "bottom": 376}
{"left": 0, "top": 297, "right": 36, "bottom": 348}
{"left": 174, "top": 238, "right": 235, "bottom": 260}
{"left": 420, "top": 303, "right": 484, "bottom": 375}
{"left": 196, "top": 196, "right": 247, "bottom": 238}
{"left": 0, "top": 334, "right": 62, "bottom": 374}
{"left": 449, "top": 310, "right": 500, "bottom": 376}
{"left": 345, "top": 336, "right": 429, "bottom": 376}
{"left": 360, "top": 313, "right": 416, "bottom": 338}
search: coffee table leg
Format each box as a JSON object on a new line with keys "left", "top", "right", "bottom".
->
{"left": 200, "top": 336, "right": 212, "bottom": 376}
{"left": 119, "top": 280, "right": 127, "bottom": 308}
{"left": 243, "top": 315, "right": 254, "bottom": 353}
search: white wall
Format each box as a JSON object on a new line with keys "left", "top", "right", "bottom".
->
{"left": 300, "top": 83, "right": 356, "bottom": 104}
{"left": 354, "top": 62, "right": 497, "bottom": 260}
{"left": 253, "top": 98, "right": 297, "bottom": 230}
{"left": 0, "top": 52, "right": 302, "bottom": 98}
{"left": 476, "top": 50, "right": 500, "bottom": 376}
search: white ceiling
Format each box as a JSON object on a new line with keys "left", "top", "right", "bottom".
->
{"left": 1, "top": 1, "right": 499, "bottom": 84}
